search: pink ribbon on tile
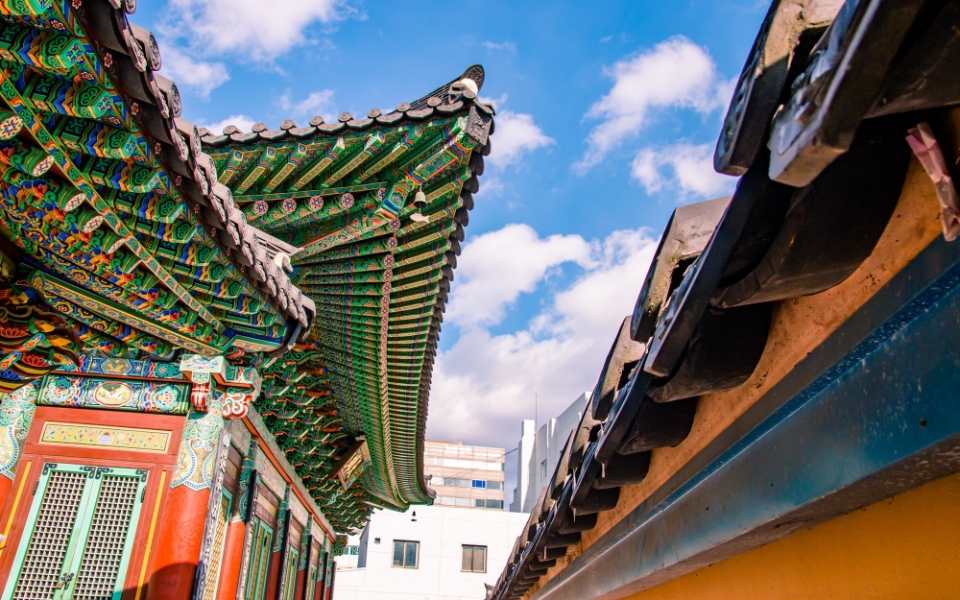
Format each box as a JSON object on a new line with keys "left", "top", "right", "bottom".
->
{"left": 906, "top": 122, "right": 960, "bottom": 242}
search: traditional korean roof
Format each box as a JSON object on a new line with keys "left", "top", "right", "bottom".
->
{"left": 201, "top": 67, "right": 494, "bottom": 523}
{"left": 0, "top": 0, "right": 314, "bottom": 363}
{"left": 0, "top": 0, "right": 492, "bottom": 533}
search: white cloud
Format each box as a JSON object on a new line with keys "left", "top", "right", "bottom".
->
{"left": 158, "top": 44, "right": 229, "bottom": 99}
{"left": 476, "top": 176, "right": 504, "bottom": 198}
{"left": 479, "top": 93, "right": 508, "bottom": 110}
{"left": 196, "top": 114, "right": 257, "bottom": 134}
{"left": 488, "top": 110, "right": 554, "bottom": 169}
{"left": 482, "top": 40, "right": 517, "bottom": 53}
{"left": 277, "top": 89, "right": 337, "bottom": 122}
{"left": 162, "top": 0, "right": 353, "bottom": 62}
{"left": 428, "top": 225, "right": 659, "bottom": 448}
{"left": 575, "top": 36, "right": 733, "bottom": 173}
{"left": 474, "top": 95, "right": 552, "bottom": 169}
{"left": 632, "top": 143, "right": 736, "bottom": 199}
{"left": 445, "top": 224, "right": 592, "bottom": 328}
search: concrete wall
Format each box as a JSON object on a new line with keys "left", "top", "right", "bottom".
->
{"left": 512, "top": 393, "right": 588, "bottom": 513}
{"left": 335, "top": 505, "right": 529, "bottom": 600}
{"left": 510, "top": 420, "right": 535, "bottom": 512}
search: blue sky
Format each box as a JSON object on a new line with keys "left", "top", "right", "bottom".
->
{"left": 136, "top": 0, "right": 767, "bottom": 451}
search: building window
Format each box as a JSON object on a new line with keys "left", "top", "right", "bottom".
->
{"left": 540, "top": 459, "right": 547, "bottom": 479}
{"left": 461, "top": 545, "right": 487, "bottom": 573}
{"left": 345, "top": 545, "right": 360, "bottom": 556}
{"left": 374, "top": 538, "right": 380, "bottom": 544}
{"left": 486, "top": 499, "right": 503, "bottom": 509}
{"left": 471, "top": 479, "right": 486, "bottom": 488}
{"left": 487, "top": 481, "right": 503, "bottom": 490}
{"left": 392, "top": 540, "right": 419, "bottom": 569}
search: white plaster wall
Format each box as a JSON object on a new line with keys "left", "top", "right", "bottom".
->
{"left": 335, "top": 505, "right": 529, "bottom": 600}
{"left": 510, "top": 420, "right": 535, "bottom": 513}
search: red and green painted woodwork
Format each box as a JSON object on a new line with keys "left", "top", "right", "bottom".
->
{"left": 203, "top": 69, "right": 493, "bottom": 516}
{"left": 179, "top": 353, "right": 261, "bottom": 419}
{"left": 3, "top": 0, "right": 488, "bottom": 528}
{"left": 217, "top": 442, "right": 256, "bottom": 600}
{"left": 0, "top": 280, "right": 82, "bottom": 392}
{"left": 264, "top": 486, "right": 292, "bottom": 599}
{"left": 147, "top": 391, "right": 229, "bottom": 600}
{"left": 1, "top": 462, "right": 150, "bottom": 600}
{"left": 0, "top": 0, "right": 310, "bottom": 363}
{"left": 295, "top": 516, "right": 315, "bottom": 599}
{"left": 0, "top": 382, "right": 36, "bottom": 508}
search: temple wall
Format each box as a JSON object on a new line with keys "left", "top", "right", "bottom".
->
{"left": 0, "top": 362, "right": 338, "bottom": 600}
{"left": 619, "top": 471, "right": 960, "bottom": 600}
{"left": 0, "top": 405, "right": 185, "bottom": 596}
{"left": 523, "top": 108, "right": 960, "bottom": 600}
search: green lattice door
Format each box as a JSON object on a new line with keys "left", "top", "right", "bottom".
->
{"left": 2, "top": 463, "right": 148, "bottom": 600}
{"left": 243, "top": 517, "right": 274, "bottom": 600}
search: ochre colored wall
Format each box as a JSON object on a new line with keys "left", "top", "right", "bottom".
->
{"left": 619, "top": 471, "right": 960, "bottom": 600}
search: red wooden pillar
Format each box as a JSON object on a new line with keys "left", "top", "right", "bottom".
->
{"left": 0, "top": 385, "right": 36, "bottom": 511}
{"left": 294, "top": 565, "right": 307, "bottom": 598}
{"left": 146, "top": 406, "right": 225, "bottom": 600}
{"left": 217, "top": 448, "right": 256, "bottom": 600}
{"left": 216, "top": 513, "right": 248, "bottom": 599}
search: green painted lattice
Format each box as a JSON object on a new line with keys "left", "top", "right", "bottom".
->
{"left": 280, "top": 546, "right": 299, "bottom": 600}
{"left": 243, "top": 517, "right": 274, "bottom": 600}
{"left": 305, "top": 564, "right": 318, "bottom": 600}
{"left": 199, "top": 489, "right": 233, "bottom": 600}
{"left": 2, "top": 463, "right": 148, "bottom": 600}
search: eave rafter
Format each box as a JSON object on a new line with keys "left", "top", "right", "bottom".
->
{"left": 202, "top": 65, "right": 493, "bottom": 523}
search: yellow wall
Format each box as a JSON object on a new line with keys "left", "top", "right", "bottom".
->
{"left": 619, "top": 472, "right": 960, "bottom": 600}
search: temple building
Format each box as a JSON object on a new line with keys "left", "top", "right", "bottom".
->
{"left": 0, "top": 1, "right": 492, "bottom": 599}
{"left": 487, "top": 1, "right": 960, "bottom": 599}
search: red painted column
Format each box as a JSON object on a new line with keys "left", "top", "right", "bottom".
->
{"left": 216, "top": 519, "right": 247, "bottom": 600}
{"left": 146, "top": 484, "right": 210, "bottom": 599}
{"left": 146, "top": 406, "right": 225, "bottom": 600}
{"left": 217, "top": 448, "right": 256, "bottom": 600}
{"left": 294, "top": 566, "right": 306, "bottom": 598}
{"left": 265, "top": 548, "right": 283, "bottom": 598}
{"left": 0, "top": 384, "right": 36, "bottom": 511}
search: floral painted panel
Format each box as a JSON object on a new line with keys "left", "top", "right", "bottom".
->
{"left": 40, "top": 421, "right": 171, "bottom": 452}
{"left": 38, "top": 374, "right": 190, "bottom": 414}
{"left": 79, "top": 356, "right": 184, "bottom": 379}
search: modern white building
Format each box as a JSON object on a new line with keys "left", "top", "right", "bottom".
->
{"left": 510, "top": 392, "right": 588, "bottom": 513}
{"left": 334, "top": 505, "right": 529, "bottom": 600}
